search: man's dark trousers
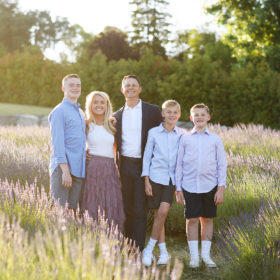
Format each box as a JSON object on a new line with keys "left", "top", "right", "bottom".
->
{"left": 120, "top": 155, "right": 146, "bottom": 251}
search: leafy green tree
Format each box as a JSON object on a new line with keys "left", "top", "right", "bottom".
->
{"left": 86, "top": 27, "right": 140, "bottom": 61}
{"left": 206, "top": 0, "right": 280, "bottom": 71}
{"left": 174, "top": 30, "right": 234, "bottom": 72}
{"left": 129, "top": 0, "right": 171, "bottom": 56}
{"left": 0, "top": 0, "right": 73, "bottom": 52}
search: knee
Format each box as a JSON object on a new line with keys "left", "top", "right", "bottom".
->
{"left": 187, "top": 218, "right": 199, "bottom": 226}
{"left": 157, "top": 207, "right": 169, "bottom": 219}
{"left": 200, "top": 217, "right": 213, "bottom": 226}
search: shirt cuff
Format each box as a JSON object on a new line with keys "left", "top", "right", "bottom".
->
{"left": 176, "top": 185, "right": 183, "bottom": 191}
{"left": 141, "top": 171, "right": 149, "bottom": 177}
{"left": 56, "top": 156, "right": 67, "bottom": 164}
{"left": 218, "top": 183, "right": 227, "bottom": 189}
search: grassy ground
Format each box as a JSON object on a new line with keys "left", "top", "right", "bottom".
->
{"left": 0, "top": 103, "right": 52, "bottom": 115}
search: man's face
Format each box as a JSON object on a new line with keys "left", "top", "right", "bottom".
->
{"left": 62, "top": 77, "right": 81, "bottom": 102}
{"left": 121, "top": 78, "right": 142, "bottom": 100}
{"left": 162, "top": 106, "right": 181, "bottom": 126}
{"left": 190, "top": 108, "right": 210, "bottom": 129}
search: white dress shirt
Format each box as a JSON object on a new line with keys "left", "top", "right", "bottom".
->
{"left": 121, "top": 100, "right": 142, "bottom": 158}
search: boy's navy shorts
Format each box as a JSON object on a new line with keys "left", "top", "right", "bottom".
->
{"left": 147, "top": 179, "right": 175, "bottom": 209}
{"left": 183, "top": 186, "right": 218, "bottom": 219}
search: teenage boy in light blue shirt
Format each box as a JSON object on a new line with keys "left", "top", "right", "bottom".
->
{"left": 141, "top": 100, "right": 185, "bottom": 266}
{"left": 49, "top": 74, "right": 86, "bottom": 217}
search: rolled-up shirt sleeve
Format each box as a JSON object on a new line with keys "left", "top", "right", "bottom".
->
{"left": 216, "top": 137, "right": 227, "bottom": 187}
{"left": 175, "top": 136, "right": 185, "bottom": 191}
{"left": 49, "top": 109, "right": 67, "bottom": 164}
{"left": 141, "top": 130, "right": 155, "bottom": 177}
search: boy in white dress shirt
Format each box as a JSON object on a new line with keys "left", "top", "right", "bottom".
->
{"left": 175, "top": 103, "right": 227, "bottom": 268}
{"left": 141, "top": 100, "right": 185, "bottom": 266}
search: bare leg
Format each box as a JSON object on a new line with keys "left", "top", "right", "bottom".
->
{"left": 186, "top": 218, "right": 199, "bottom": 240}
{"left": 150, "top": 202, "right": 170, "bottom": 241}
{"left": 200, "top": 217, "right": 213, "bottom": 241}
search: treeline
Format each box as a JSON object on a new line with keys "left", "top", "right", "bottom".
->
{"left": 1, "top": 0, "right": 280, "bottom": 128}
{"left": 1, "top": 48, "right": 279, "bottom": 128}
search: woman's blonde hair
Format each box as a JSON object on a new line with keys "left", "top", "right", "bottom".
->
{"left": 85, "top": 91, "right": 116, "bottom": 135}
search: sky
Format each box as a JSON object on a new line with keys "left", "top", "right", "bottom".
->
{"left": 18, "top": 0, "right": 220, "bottom": 60}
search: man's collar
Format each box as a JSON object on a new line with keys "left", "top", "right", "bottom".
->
{"left": 124, "top": 99, "right": 142, "bottom": 111}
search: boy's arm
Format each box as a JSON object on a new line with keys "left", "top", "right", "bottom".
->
{"left": 214, "top": 137, "right": 227, "bottom": 205}
{"left": 49, "top": 110, "right": 72, "bottom": 188}
{"left": 216, "top": 137, "right": 227, "bottom": 188}
{"left": 141, "top": 130, "right": 155, "bottom": 178}
{"left": 175, "top": 136, "right": 185, "bottom": 192}
{"left": 144, "top": 176, "right": 153, "bottom": 196}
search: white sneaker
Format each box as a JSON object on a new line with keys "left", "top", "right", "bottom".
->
{"left": 157, "top": 253, "right": 171, "bottom": 265}
{"left": 202, "top": 257, "right": 217, "bottom": 268}
{"left": 142, "top": 249, "right": 155, "bottom": 267}
{"left": 189, "top": 258, "right": 200, "bottom": 268}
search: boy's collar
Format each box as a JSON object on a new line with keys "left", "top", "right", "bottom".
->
{"left": 191, "top": 127, "right": 210, "bottom": 135}
{"left": 160, "top": 123, "right": 180, "bottom": 133}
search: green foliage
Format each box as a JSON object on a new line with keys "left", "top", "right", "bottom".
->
{"left": 0, "top": 48, "right": 67, "bottom": 107}
{"left": 129, "top": 0, "right": 171, "bottom": 56}
{"left": 206, "top": 0, "right": 280, "bottom": 71}
{"left": 0, "top": 0, "right": 73, "bottom": 52}
{"left": 85, "top": 27, "right": 140, "bottom": 61}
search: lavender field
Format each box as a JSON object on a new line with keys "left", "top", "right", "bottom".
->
{"left": 0, "top": 125, "right": 279, "bottom": 279}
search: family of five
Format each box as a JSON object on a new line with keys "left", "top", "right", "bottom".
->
{"left": 48, "top": 73, "right": 227, "bottom": 268}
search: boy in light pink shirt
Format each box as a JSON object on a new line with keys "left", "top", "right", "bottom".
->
{"left": 175, "top": 103, "right": 227, "bottom": 268}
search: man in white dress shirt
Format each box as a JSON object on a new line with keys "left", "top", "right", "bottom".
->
{"left": 114, "top": 75, "right": 162, "bottom": 251}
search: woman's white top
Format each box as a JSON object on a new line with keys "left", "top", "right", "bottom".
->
{"left": 87, "top": 123, "right": 114, "bottom": 158}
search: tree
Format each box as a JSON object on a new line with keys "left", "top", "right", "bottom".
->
{"left": 0, "top": 0, "right": 73, "bottom": 52}
{"left": 206, "top": 0, "right": 280, "bottom": 71}
{"left": 86, "top": 27, "right": 140, "bottom": 61}
{"left": 129, "top": 0, "right": 171, "bottom": 57}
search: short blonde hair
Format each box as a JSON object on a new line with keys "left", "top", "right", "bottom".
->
{"left": 162, "top": 100, "right": 181, "bottom": 111}
{"left": 62, "top": 74, "right": 80, "bottom": 87}
{"left": 85, "top": 91, "right": 116, "bottom": 135}
{"left": 190, "top": 103, "right": 210, "bottom": 115}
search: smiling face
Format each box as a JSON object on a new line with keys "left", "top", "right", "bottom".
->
{"left": 190, "top": 107, "right": 210, "bottom": 131}
{"left": 121, "top": 77, "right": 142, "bottom": 101}
{"left": 91, "top": 94, "right": 106, "bottom": 117}
{"left": 162, "top": 105, "right": 181, "bottom": 127}
{"left": 62, "top": 77, "right": 81, "bottom": 103}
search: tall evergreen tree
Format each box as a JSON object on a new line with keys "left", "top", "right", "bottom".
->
{"left": 129, "top": 0, "right": 171, "bottom": 57}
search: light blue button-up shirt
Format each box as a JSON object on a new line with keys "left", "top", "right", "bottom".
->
{"left": 141, "top": 123, "right": 185, "bottom": 186}
{"left": 175, "top": 128, "right": 227, "bottom": 193}
{"left": 49, "top": 98, "right": 86, "bottom": 178}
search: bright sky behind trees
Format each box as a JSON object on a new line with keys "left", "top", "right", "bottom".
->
{"left": 18, "top": 0, "right": 220, "bottom": 60}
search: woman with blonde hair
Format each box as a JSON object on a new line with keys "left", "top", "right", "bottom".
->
{"left": 81, "top": 91, "right": 125, "bottom": 230}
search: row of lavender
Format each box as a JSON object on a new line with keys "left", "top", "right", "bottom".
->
{"left": 0, "top": 125, "right": 279, "bottom": 279}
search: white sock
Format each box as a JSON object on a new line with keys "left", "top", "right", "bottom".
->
{"left": 201, "top": 240, "right": 212, "bottom": 259}
{"left": 158, "top": 242, "right": 168, "bottom": 255}
{"left": 188, "top": 240, "right": 199, "bottom": 260}
{"left": 145, "top": 237, "right": 157, "bottom": 252}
